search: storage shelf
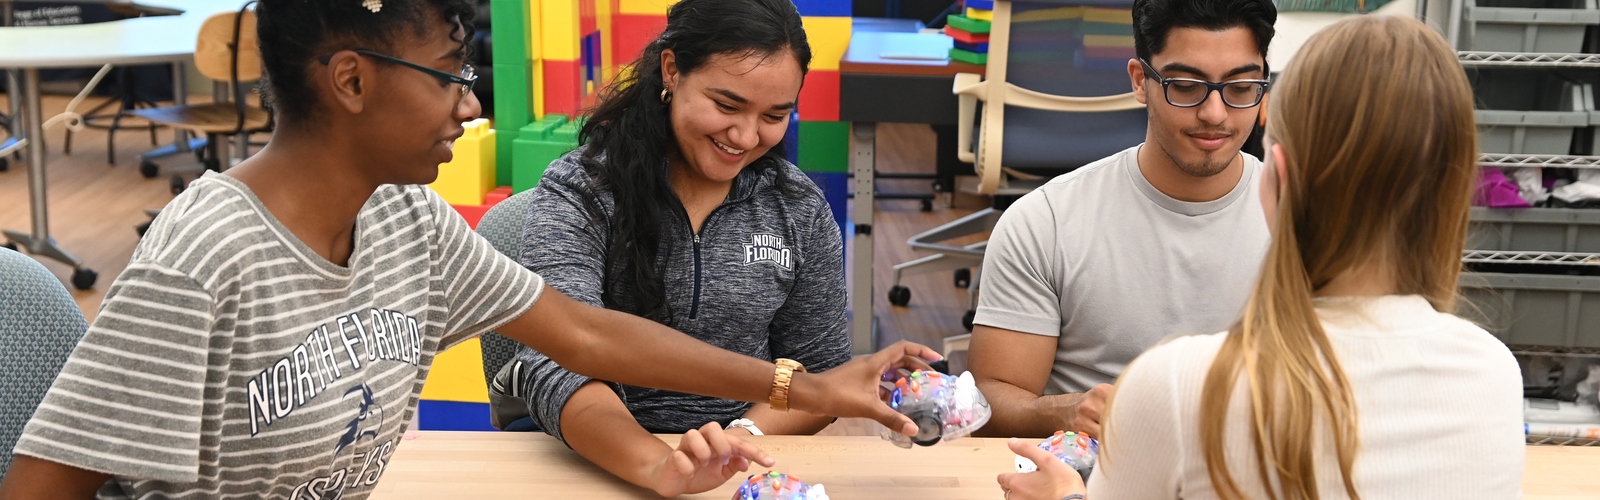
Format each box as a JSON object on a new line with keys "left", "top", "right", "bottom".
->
{"left": 1480, "top": 154, "right": 1600, "bottom": 169}
{"left": 1459, "top": 51, "right": 1600, "bottom": 67}
{"left": 1465, "top": 250, "right": 1600, "bottom": 266}
{"left": 1528, "top": 435, "right": 1600, "bottom": 446}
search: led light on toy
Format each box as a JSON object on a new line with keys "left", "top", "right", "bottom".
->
{"left": 733, "top": 471, "right": 828, "bottom": 500}
{"left": 1015, "top": 431, "right": 1099, "bottom": 481}
{"left": 879, "top": 370, "right": 992, "bottom": 448}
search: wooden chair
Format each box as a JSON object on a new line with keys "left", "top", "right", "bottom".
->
{"left": 130, "top": 3, "right": 269, "bottom": 195}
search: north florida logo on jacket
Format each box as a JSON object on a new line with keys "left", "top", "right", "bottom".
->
{"left": 742, "top": 233, "right": 793, "bottom": 270}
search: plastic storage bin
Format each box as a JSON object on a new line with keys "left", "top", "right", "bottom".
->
{"left": 1459, "top": 0, "right": 1600, "bottom": 53}
{"left": 1470, "top": 68, "right": 1589, "bottom": 155}
{"left": 1461, "top": 272, "right": 1600, "bottom": 348}
{"left": 1470, "top": 207, "right": 1600, "bottom": 253}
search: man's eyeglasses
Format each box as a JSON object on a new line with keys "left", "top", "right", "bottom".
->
{"left": 1138, "top": 58, "right": 1268, "bottom": 109}
{"left": 319, "top": 49, "right": 477, "bottom": 98}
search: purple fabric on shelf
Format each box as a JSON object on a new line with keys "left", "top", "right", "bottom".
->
{"left": 1477, "top": 168, "right": 1531, "bottom": 208}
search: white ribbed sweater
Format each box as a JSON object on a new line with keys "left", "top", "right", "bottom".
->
{"left": 1087, "top": 295, "right": 1525, "bottom": 499}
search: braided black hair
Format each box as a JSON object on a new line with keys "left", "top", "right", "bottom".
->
{"left": 579, "top": 0, "right": 812, "bottom": 322}
{"left": 256, "top": 0, "right": 476, "bottom": 124}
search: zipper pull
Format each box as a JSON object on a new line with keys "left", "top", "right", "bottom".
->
{"left": 694, "top": 234, "right": 700, "bottom": 244}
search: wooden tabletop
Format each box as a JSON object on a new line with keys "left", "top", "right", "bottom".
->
{"left": 371, "top": 431, "right": 1600, "bottom": 499}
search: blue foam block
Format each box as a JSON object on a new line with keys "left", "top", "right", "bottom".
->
{"left": 784, "top": 110, "right": 801, "bottom": 165}
{"left": 966, "top": 0, "right": 995, "bottom": 10}
{"left": 417, "top": 400, "right": 497, "bottom": 431}
{"left": 806, "top": 172, "right": 848, "bottom": 238}
{"left": 793, "top": 0, "right": 852, "bottom": 17}
{"left": 953, "top": 40, "right": 990, "bottom": 53}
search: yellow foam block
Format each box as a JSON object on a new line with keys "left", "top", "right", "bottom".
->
{"left": 428, "top": 118, "right": 496, "bottom": 205}
{"left": 532, "top": 59, "right": 547, "bottom": 119}
{"left": 618, "top": 0, "right": 677, "bottom": 15}
{"left": 1084, "top": 34, "right": 1135, "bottom": 48}
{"left": 802, "top": 16, "right": 851, "bottom": 71}
{"left": 965, "top": 7, "right": 993, "bottom": 21}
{"left": 598, "top": 0, "right": 613, "bottom": 80}
{"left": 1084, "top": 7, "right": 1133, "bottom": 24}
{"left": 1012, "top": 6, "right": 1083, "bottom": 22}
{"left": 419, "top": 337, "right": 490, "bottom": 404}
{"left": 541, "top": 0, "right": 581, "bottom": 60}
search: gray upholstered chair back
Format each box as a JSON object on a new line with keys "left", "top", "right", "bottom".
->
{"left": 474, "top": 189, "right": 539, "bottom": 392}
{"left": 0, "top": 249, "right": 89, "bottom": 476}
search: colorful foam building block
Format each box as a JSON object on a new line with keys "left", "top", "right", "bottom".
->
{"left": 429, "top": 118, "right": 497, "bottom": 206}
{"left": 965, "top": 7, "right": 993, "bottom": 21}
{"left": 946, "top": 15, "right": 991, "bottom": 34}
{"left": 949, "top": 48, "right": 988, "bottom": 65}
{"left": 618, "top": 0, "right": 678, "bottom": 15}
{"left": 512, "top": 115, "right": 586, "bottom": 193}
{"left": 797, "top": 120, "right": 850, "bottom": 173}
{"left": 966, "top": 0, "right": 995, "bottom": 9}
{"left": 802, "top": 16, "right": 852, "bottom": 71}
{"left": 799, "top": 69, "right": 840, "bottom": 122}
{"left": 543, "top": 58, "right": 583, "bottom": 117}
{"left": 806, "top": 172, "right": 848, "bottom": 238}
{"left": 613, "top": 14, "right": 668, "bottom": 66}
{"left": 946, "top": 26, "right": 990, "bottom": 44}
{"left": 953, "top": 40, "right": 989, "bottom": 54}
{"left": 783, "top": 110, "right": 801, "bottom": 165}
{"left": 450, "top": 186, "right": 514, "bottom": 229}
{"left": 793, "top": 0, "right": 851, "bottom": 17}
{"left": 1084, "top": 6, "right": 1133, "bottom": 24}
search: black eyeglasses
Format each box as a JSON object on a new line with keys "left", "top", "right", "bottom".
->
{"left": 319, "top": 49, "right": 477, "bottom": 98}
{"left": 1138, "top": 58, "right": 1268, "bottom": 109}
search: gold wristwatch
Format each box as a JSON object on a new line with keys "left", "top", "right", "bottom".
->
{"left": 769, "top": 358, "right": 806, "bottom": 412}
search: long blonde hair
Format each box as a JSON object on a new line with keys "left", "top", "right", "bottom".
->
{"left": 1197, "top": 16, "right": 1478, "bottom": 500}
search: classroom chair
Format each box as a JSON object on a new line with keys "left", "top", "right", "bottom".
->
{"left": 0, "top": 248, "right": 90, "bottom": 476}
{"left": 130, "top": 2, "right": 270, "bottom": 196}
{"left": 886, "top": 0, "right": 1147, "bottom": 339}
{"left": 474, "top": 188, "right": 539, "bottom": 430}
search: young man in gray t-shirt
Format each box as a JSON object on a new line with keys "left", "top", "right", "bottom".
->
{"left": 970, "top": 0, "right": 1277, "bottom": 439}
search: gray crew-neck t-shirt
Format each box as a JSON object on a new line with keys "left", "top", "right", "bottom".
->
{"left": 14, "top": 172, "right": 544, "bottom": 499}
{"left": 972, "top": 144, "right": 1269, "bottom": 394}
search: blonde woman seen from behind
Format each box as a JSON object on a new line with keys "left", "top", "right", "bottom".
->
{"left": 998, "top": 15, "right": 1523, "bottom": 500}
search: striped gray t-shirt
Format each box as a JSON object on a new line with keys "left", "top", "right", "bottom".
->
{"left": 14, "top": 172, "right": 544, "bottom": 499}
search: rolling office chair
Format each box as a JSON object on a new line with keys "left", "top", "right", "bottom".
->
{"left": 473, "top": 188, "right": 540, "bottom": 430}
{"left": 0, "top": 248, "right": 91, "bottom": 476}
{"left": 886, "top": 0, "right": 1147, "bottom": 342}
{"left": 129, "top": 2, "right": 270, "bottom": 196}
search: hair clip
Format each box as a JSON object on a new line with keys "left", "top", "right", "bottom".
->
{"left": 361, "top": 0, "right": 382, "bottom": 13}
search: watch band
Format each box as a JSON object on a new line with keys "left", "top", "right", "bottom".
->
{"left": 726, "top": 418, "right": 764, "bottom": 436}
{"left": 769, "top": 358, "right": 805, "bottom": 412}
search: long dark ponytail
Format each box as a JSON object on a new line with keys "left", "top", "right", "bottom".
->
{"left": 578, "top": 0, "right": 811, "bottom": 322}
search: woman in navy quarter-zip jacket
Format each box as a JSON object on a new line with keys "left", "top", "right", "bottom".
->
{"left": 489, "top": 0, "right": 850, "bottom": 495}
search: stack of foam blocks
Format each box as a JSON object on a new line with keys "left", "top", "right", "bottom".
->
{"left": 947, "top": 0, "right": 993, "bottom": 65}
{"left": 1080, "top": 7, "right": 1134, "bottom": 71}
{"left": 794, "top": 0, "right": 854, "bottom": 235}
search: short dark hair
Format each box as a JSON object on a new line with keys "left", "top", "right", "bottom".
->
{"left": 256, "top": 0, "right": 477, "bottom": 124}
{"left": 1132, "top": 0, "right": 1276, "bottom": 69}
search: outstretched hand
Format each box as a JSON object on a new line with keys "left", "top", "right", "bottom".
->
{"left": 794, "top": 341, "right": 943, "bottom": 436}
{"left": 996, "top": 437, "right": 1087, "bottom": 500}
{"left": 645, "top": 421, "right": 775, "bottom": 497}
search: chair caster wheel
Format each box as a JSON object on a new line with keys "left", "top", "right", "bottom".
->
{"left": 920, "top": 199, "right": 933, "bottom": 212}
{"left": 962, "top": 310, "right": 975, "bottom": 332}
{"left": 2, "top": 242, "right": 16, "bottom": 252}
{"left": 140, "top": 160, "right": 159, "bottom": 178}
{"left": 888, "top": 285, "right": 911, "bottom": 307}
{"left": 135, "top": 221, "right": 151, "bottom": 238}
{"left": 954, "top": 268, "right": 971, "bottom": 288}
{"left": 71, "top": 268, "right": 98, "bottom": 290}
{"left": 170, "top": 175, "right": 186, "bottom": 195}
{"left": 0, "top": 157, "right": 8, "bottom": 172}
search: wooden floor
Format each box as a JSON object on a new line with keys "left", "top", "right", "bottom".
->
{"left": 0, "top": 94, "right": 989, "bottom": 359}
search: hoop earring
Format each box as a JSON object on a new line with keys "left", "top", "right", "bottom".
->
{"left": 660, "top": 89, "right": 672, "bottom": 104}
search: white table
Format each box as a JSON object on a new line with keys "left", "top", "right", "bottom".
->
{"left": 0, "top": 0, "right": 238, "bottom": 287}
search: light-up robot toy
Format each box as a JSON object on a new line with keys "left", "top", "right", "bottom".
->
{"left": 879, "top": 370, "right": 992, "bottom": 448}
{"left": 1015, "top": 430, "right": 1098, "bottom": 481}
{"left": 733, "top": 471, "right": 828, "bottom": 500}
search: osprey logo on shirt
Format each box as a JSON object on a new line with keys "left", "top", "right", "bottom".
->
{"left": 289, "top": 384, "right": 393, "bottom": 500}
{"left": 742, "top": 233, "right": 792, "bottom": 270}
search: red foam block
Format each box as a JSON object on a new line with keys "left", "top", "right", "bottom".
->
{"left": 612, "top": 14, "right": 668, "bottom": 64}
{"left": 452, "top": 187, "right": 513, "bottom": 229}
{"left": 543, "top": 59, "right": 583, "bottom": 117}
{"left": 799, "top": 70, "right": 840, "bottom": 122}
{"left": 946, "top": 26, "right": 990, "bottom": 45}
